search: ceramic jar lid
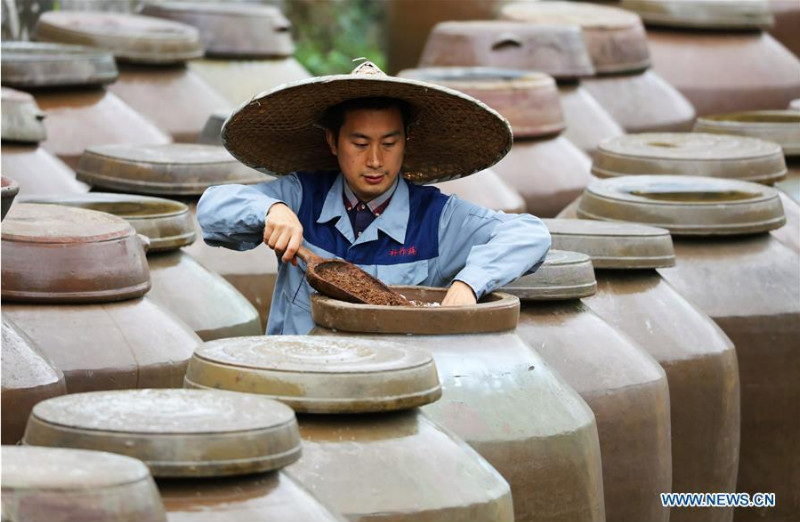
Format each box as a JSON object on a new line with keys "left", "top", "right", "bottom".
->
{"left": 501, "top": 1, "right": 650, "bottom": 74}
{"left": 186, "top": 336, "right": 442, "bottom": 414}
{"left": 1, "top": 316, "right": 64, "bottom": 394}
{"left": 33, "top": 11, "right": 204, "bottom": 65}
{"left": 592, "top": 133, "right": 787, "bottom": 184}
{"left": 312, "top": 286, "right": 520, "bottom": 335}
{"left": 1, "top": 203, "right": 151, "bottom": 303}
{"left": 790, "top": 99, "right": 800, "bottom": 111}
{"left": 139, "top": 2, "right": 294, "bottom": 58}
{"left": 197, "top": 110, "right": 229, "bottom": 145}
{"left": 21, "top": 193, "right": 196, "bottom": 252}
{"left": 2, "top": 446, "right": 167, "bottom": 522}
{"left": 543, "top": 218, "right": 676, "bottom": 269}
{"left": 23, "top": 389, "right": 302, "bottom": 478}
{"left": 1, "top": 88, "right": 47, "bottom": 144}
{"left": 420, "top": 21, "right": 595, "bottom": 80}
{"left": 500, "top": 250, "right": 597, "bottom": 300}
{"left": 0, "top": 41, "right": 118, "bottom": 88}
{"left": 399, "top": 67, "right": 565, "bottom": 138}
{"left": 1, "top": 177, "right": 20, "bottom": 221}
{"left": 619, "top": 0, "right": 774, "bottom": 29}
{"left": 76, "top": 144, "right": 271, "bottom": 196}
{"left": 694, "top": 111, "right": 800, "bottom": 157}
{"left": 577, "top": 175, "right": 787, "bottom": 235}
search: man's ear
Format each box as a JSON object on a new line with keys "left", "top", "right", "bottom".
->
{"left": 325, "top": 128, "right": 338, "bottom": 156}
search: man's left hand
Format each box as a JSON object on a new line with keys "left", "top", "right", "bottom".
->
{"left": 441, "top": 281, "right": 477, "bottom": 306}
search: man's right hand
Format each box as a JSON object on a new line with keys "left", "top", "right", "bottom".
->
{"left": 263, "top": 203, "right": 303, "bottom": 265}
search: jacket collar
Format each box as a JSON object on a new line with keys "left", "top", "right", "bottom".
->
{"left": 317, "top": 173, "right": 409, "bottom": 246}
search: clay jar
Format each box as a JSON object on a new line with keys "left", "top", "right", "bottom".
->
{"left": 74, "top": 143, "right": 276, "bottom": 330}
{"left": 22, "top": 193, "right": 262, "bottom": 341}
{"left": 419, "top": 20, "right": 625, "bottom": 156}
{"left": 435, "top": 168, "right": 526, "bottom": 213}
{"left": 401, "top": 67, "right": 591, "bottom": 217}
{"left": 309, "top": 289, "right": 605, "bottom": 522}
{"left": 693, "top": 111, "right": 800, "bottom": 252}
{"left": 33, "top": 11, "right": 230, "bottom": 143}
{"left": 502, "top": 250, "right": 671, "bottom": 522}
{"left": 501, "top": 1, "right": 696, "bottom": 133}
{"left": 1, "top": 177, "right": 20, "bottom": 220}
{"left": 577, "top": 175, "right": 800, "bottom": 522}
{"left": 185, "top": 336, "right": 514, "bottom": 522}
{"left": 1, "top": 203, "right": 200, "bottom": 393}
{"left": 385, "top": 0, "right": 504, "bottom": 73}
{"left": 768, "top": 0, "right": 800, "bottom": 58}
{"left": 1, "top": 316, "right": 66, "bottom": 445}
{"left": 620, "top": 0, "right": 800, "bottom": 115}
{"left": 544, "top": 219, "right": 741, "bottom": 522}
{"left": 0, "top": 42, "right": 171, "bottom": 170}
{"left": 140, "top": 2, "right": 311, "bottom": 106}
{"left": 592, "top": 131, "right": 800, "bottom": 255}
{"left": 2, "top": 446, "right": 167, "bottom": 522}
{"left": 22, "top": 389, "right": 341, "bottom": 522}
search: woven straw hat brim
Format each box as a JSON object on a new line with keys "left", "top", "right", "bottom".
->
{"left": 222, "top": 73, "right": 513, "bottom": 184}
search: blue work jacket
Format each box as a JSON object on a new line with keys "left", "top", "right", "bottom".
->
{"left": 197, "top": 171, "right": 551, "bottom": 335}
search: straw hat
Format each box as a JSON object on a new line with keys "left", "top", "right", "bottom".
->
{"left": 222, "top": 61, "right": 513, "bottom": 184}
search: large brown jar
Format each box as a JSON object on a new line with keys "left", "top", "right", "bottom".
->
{"left": 22, "top": 193, "right": 262, "bottom": 341}
{"left": 693, "top": 110, "right": 800, "bottom": 250}
{"left": 503, "top": 250, "right": 672, "bottom": 522}
{"left": 592, "top": 131, "right": 800, "bottom": 255}
{"left": 1, "top": 88, "right": 89, "bottom": 196}
{"left": 577, "top": 175, "right": 800, "bottom": 522}
{"left": 768, "top": 0, "right": 800, "bottom": 58}
{"left": 21, "top": 388, "right": 343, "bottom": 522}
{"left": 501, "top": 1, "right": 696, "bottom": 133}
{"left": 0, "top": 42, "right": 170, "bottom": 171}
{"left": 1, "top": 316, "right": 66, "bottom": 445}
{"left": 2, "top": 446, "right": 167, "bottom": 522}
{"left": 186, "top": 336, "right": 514, "bottom": 522}
{"left": 621, "top": 0, "right": 800, "bottom": 115}
{"left": 140, "top": 2, "right": 311, "bottom": 106}
{"left": 386, "top": 0, "right": 503, "bottom": 73}
{"left": 33, "top": 11, "right": 231, "bottom": 142}
{"left": 74, "top": 143, "right": 276, "bottom": 330}
{"left": 419, "top": 20, "right": 625, "bottom": 156}
{"left": 2, "top": 203, "right": 200, "bottom": 393}
{"left": 544, "top": 219, "right": 741, "bottom": 522}
{"left": 402, "top": 68, "right": 591, "bottom": 216}
{"left": 309, "top": 290, "right": 605, "bottom": 522}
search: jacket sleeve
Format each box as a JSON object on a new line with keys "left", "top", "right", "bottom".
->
{"left": 196, "top": 174, "right": 303, "bottom": 251}
{"left": 436, "top": 196, "right": 551, "bottom": 299}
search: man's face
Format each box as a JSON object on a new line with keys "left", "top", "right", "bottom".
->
{"left": 326, "top": 106, "right": 405, "bottom": 202}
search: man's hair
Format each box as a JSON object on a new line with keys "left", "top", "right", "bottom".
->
{"left": 321, "top": 97, "right": 413, "bottom": 141}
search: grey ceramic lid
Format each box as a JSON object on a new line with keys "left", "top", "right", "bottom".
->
{"left": 592, "top": 132, "right": 787, "bottom": 184}
{"left": 197, "top": 110, "right": 229, "bottom": 146}
{"left": 500, "top": 1, "right": 651, "bottom": 74}
{"left": 23, "top": 389, "right": 302, "bottom": 478}
{"left": 791, "top": 99, "right": 800, "bottom": 111}
{"left": 76, "top": 144, "right": 272, "bottom": 196}
{"left": 33, "top": 11, "right": 204, "bottom": 65}
{"left": 1, "top": 88, "right": 47, "bottom": 144}
{"left": 21, "top": 193, "right": 196, "bottom": 252}
{"left": 2, "top": 445, "right": 153, "bottom": 490}
{"left": 500, "top": 250, "right": 597, "bottom": 300}
{"left": 577, "top": 175, "right": 787, "bottom": 236}
{"left": 543, "top": 218, "right": 676, "bottom": 269}
{"left": 0, "top": 41, "right": 118, "bottom": 88}
{"left": 139, "top": 2, "right": 294, "bottom": 58}
{"left": 619, "top": 0, "right": 774, "bottom": 29}
{"left": 420, "top": 21, "right": 595, "bottom": 80}
{"left": 693, "top": 111, "right": 800, "bottom": 157}
{"left": 186, "top": 336, "right": 442, "bottom": 414}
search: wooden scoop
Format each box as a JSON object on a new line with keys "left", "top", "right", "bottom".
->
{"left": 295, "top": 246, "right": 413, "bottom": 306}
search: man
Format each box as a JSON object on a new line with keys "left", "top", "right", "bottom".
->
{"left": 198, "top": 62, "right": 550, "bottom": 335}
